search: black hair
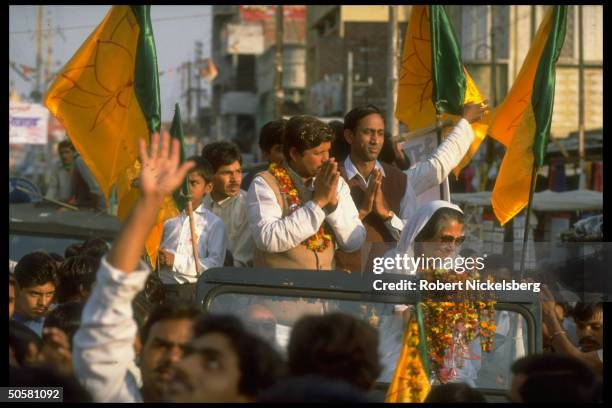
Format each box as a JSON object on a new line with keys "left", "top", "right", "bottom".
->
{"left": 257, "top": 375, "right": 371, "bottom": 403}
{"left": 282, "top": 115, "right": 334, "bottom": 160}
{"left": 140, "top": 303, "right": 203, "bottom": 345}
{"left": 58, "top": 140, "right": 75, "bottom": 152}
{"left": 201, "top": 141, "right": 242, "bottom": 173}
{"left": 511, "top": 354, "right": 600, "bottom": 402}
{"left": 9, "top": 320, "right": 44, "bottom": 366}
{"left": 415, "top": 207, "right": 465, "bottom": 242}
{"left": 328, "top": 120, "right": 350, "bottom": 162}
{"left": 43, "top": 301, "right": 85, "bottom": 348}
{"left": 49, "top": 252, "right": 65, "bottom": 263}
{"left": 10, "top": 365, "right": 93, "bottom": 402}
{"left": 56, "top": 255, "right": 98, "bottom": 304}
{"left": 572, "top": 302, "right": 603, "bottom": 323}
{"left": 425, "top": 382, "right": 486, "bottom": 403}
{"left": 81, "top": 237, "right": 109, "bottom": 254}
{"left": 287, "top": 313, "right": 381, "bottom": 391}
{"left": 14, "top": 251, "right": 58, "bottom": 290}
{"left": 194, "top": 314, "right": 285, "bottom": 398}
{"left": 259, "top": 119, "right": 287, "bottom": 154}
{"left": 64, "top": 243, "right": 83, "bottom": 259}
{"left": 343, "top": 105, "right": 383, "bottom": 133}
{"left": 186, "top": 155, "right": 214, "bottom": 183}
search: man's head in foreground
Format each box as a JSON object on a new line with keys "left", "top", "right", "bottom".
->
{"left": 139, "top": 304, "right": 203, "bottom": 402}
{"left": 165, "top": 314, "right": 284, "bottom": 402}
{"left": 287, "top": 313, "right": 381, "bottom": 391}
{"left": 509, "top": 353, "right": 600, "bottom": 402}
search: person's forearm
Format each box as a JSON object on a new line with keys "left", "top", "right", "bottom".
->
{"left": 107, "top": 194, "right": 164, "bottom": 273}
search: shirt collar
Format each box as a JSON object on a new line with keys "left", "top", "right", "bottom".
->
{"left": 205, "top": 193, "right": 236, "bottom": 208}
{"left": 344, "top": 155, "right": 385, "bottom": 185}
{"left": 286, "top": 164, "right": 314, "bottom": 190}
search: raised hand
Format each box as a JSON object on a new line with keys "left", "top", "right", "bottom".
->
{"left": 462, "top": 100, "right": 489, "bottom": 123}
{"left": 138, "top": 131, "right": 195, "bottom": 199}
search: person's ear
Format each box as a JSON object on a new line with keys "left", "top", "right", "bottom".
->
{"left": 344, "top": 129, "right": 354, "bottom": 145}
{"left": 204, "top": 181, "right": 213, "bottom": 195}
{"left": 289, "top": 147, "right": 300, "bottom": 163}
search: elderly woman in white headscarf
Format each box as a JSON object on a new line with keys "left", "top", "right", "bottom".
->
{"left": 386, "top": 200, "right": 465, "bottom": 275}
{"left": 378, "top": 201, "right": 483, "bottom": 385}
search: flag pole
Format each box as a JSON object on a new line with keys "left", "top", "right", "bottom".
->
{"left": 519, "top": 162, "right": 538, "bottom": 279}
{"left": 186, "top": 198, "right": 202, "bottom": 276}
{"left": 435, "top": 109, "right": 446, "bottom": 200}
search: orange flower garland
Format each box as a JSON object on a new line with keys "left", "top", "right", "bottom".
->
{"left": 268, "top": 163, "right": 333, "bottom": 252}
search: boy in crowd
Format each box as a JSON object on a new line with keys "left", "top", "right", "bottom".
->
{"left": 242, "top": 119, "right": 287, "bottom": 190}
{"left": 158, "top": 156, "right": 227, "bottom": 302}
{"left": 201, "top": 142, "right": 254, "bottom": 267}
{"left": 13, "top": 252, "right": 58, "bottom": 337}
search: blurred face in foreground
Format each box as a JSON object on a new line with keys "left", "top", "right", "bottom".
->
{"left": 140, "top": 318, "right": 194, "bottom": 402}
{"left": 165, "top": 332, "right": 248, "bottom": 403}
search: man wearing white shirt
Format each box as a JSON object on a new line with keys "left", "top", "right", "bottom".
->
{"left": 247, "top": 115, "right": 365, "bottom": 270}
{"left": 335, "top": 103, "right": 487, "bottom": 273}
{"left": 158, "top": 156, "right": 228, "bottom": 302}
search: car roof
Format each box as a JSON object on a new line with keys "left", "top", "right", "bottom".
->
{"left": 9, "top": 203, "right": 120, "bottom": 240}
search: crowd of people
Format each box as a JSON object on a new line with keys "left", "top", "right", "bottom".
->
{"left": 9, "top": 102, "right": 604, "bottom": 402}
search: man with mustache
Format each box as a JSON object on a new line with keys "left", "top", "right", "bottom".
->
{"left": 541, "top": 286, "right": 603, "bottom": 376}
{"left": 335, "top": 103, "right": 487, "bottom": 273}
{"left": 574, "top": 302, "right": 603, "bottom": 353}
{"left": 13, "top": 252, "right": 58, "bottom": 337}
{"left": 202, "top": 141, "right": 255, "bottom": 267}
{"left": 163, "top": 315, "right": 284, "bottom": 402}
{"left": 247, "top": 115, "right": 365, "bottom": 271}
{"left": 71, "top": 132, "right": 202, "bottom": 402}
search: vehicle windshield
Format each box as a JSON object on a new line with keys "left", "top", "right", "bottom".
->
{"left": 207, "top": 292, "right": 529, "bottom": 390}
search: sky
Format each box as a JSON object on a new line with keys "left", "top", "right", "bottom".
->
{"left": 9, "top": 5, "right": 212, "bottom": 122}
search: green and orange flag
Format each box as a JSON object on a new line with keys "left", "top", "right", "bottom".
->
{"left": 489, "top": 6, "right": 567, "bottom": 225}
{"left": 44, "top": 5, "right": 169, "bottom": 264}
{"left": 396, "top": 5, "right": 488, "bottom": 177}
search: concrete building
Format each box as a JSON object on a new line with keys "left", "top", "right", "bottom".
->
{"left": 210, "top": 5, "right": 306, "bottom": 162}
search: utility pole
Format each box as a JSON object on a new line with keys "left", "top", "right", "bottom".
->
{"left": 44, "top": 13, "right": 53, "bottom": 87}
{"left": 487, "top": 6, "right": 497, "bottom": 167}
{"left": 386, "top": 6, "right": 399, "bottom": 139}
{"left": 33, "top": 5, "right": 43, "bottom": 101}
{"left": 187, "top": 61, "right": 192, "bottom": 126}
{"left": 195, "top": 41, "right": 203, "bottom": 131}
{"left": 274, "top": 5, "right": 284, "bottom": 119}
{"left": 578, "top": 5, "right": 586, "bottom": 189}
{"left": 346, "top": 51, "right": 353, "bottom": 112}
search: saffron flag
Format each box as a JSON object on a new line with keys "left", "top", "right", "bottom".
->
{"left": 396, "top": 5, "right": 488, "bottom": 178}
{"left": 386, "top": 303, "right": 431, "bottom": 403}
{"left": 45, "top": 5, "right": 168, "bottom": 264}
{"left": 44, "top": 5, "right": 161, "bottom": 203}
{"left": 489, "top": 6, "right": 567, "bottom": 225}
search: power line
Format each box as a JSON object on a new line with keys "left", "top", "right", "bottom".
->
{"left": 9, "top": 12, "right": 211, "bottom": 36}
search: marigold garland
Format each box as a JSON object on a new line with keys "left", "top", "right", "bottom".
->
{"left": 268, "top": 163, "right": 333, "bottom": 252}
{"left": 421, "top": 268, "right": 497, "bottom": 383}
